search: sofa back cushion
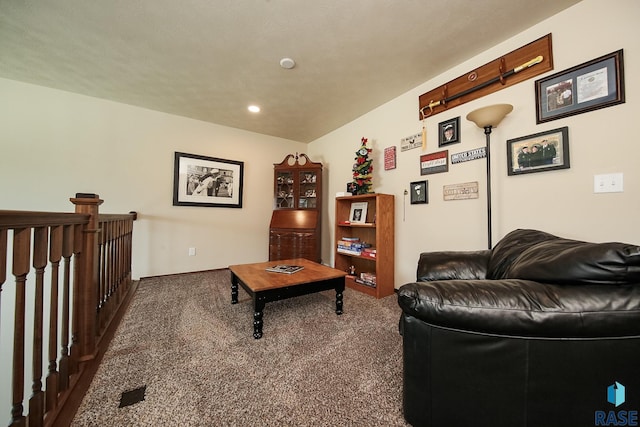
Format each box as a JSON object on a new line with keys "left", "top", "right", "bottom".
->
{"left": 505, "top": 238, "right": 640, "bottom": 284}
{"left": 487, "top": 229, "right": 559, "bottom": 279}
{"left": 488, "top": 229, "right": 640, "bottom": 284}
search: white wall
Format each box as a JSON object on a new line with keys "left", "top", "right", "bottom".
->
{"left": 0, "top": 79, "right": 305, "bottom": 422}
{"left": 0, "top": 79, "right": 306, "bottom": 278}
{"left": 0, "top": 0, "right": 637, "bottom": 285}
{"left": 309, "top": 0, "right": 640, "bottom": 287}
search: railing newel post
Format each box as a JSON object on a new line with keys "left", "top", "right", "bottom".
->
{"left": 70, "top": 193, "right": 103, "bottom": 361}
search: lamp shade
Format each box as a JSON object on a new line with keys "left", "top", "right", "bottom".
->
{"left": 466, "top": 104, "right": 513, "bottom": 128}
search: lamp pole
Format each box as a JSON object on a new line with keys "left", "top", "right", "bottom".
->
{"left": 484, "top": 125, "right": 493, "bottom": 250}
{"left": 466, "top": 104, "right": 513, "bottom": 250}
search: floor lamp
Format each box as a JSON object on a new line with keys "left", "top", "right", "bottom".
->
{"left": 466, "top": 104, "right": 513, "bottom": 249}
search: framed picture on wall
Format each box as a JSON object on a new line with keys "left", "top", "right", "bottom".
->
{"left": 535, "top": 49, "right": 625, "bottom": 123}
{"left": 506, "top": 127, "right": 570, "bottom": 176}
{"left": 410, "top": 180, "right": 428, "bottom": 204}
{"left": 173, "top": 151, "right": 244, "bottom": 208}
{"left": 438, "top": 117, "right": 460, "bottom": 146}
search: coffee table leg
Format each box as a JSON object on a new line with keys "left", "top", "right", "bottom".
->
{"left": 231, "top": 275, "right": 239, "bottom": 304}
{"left": 253, "top": 299, "right": 265, "bottom": 339}
{"left": 335, "top": 287, "right": 344, "bottom": 315}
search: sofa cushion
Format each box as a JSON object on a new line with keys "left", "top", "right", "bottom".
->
{"left": 417, "top": 250, "right": 490, "bottom": 282}
{"left": 487, "top": 229, "right": 558, "bottom": 279}
{"left": 505, "top": 238, "right": 640, "bottom": 284}
{"left": 397, "top": 279, "right": 640, "bottom": 338}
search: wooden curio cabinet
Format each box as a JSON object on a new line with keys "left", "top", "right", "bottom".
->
{"left": 269, "top": 153, "right": 323, "bottom": 262}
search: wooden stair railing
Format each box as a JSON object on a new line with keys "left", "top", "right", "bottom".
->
{"left": 0, "top": 194, "right": 138, "bottom": 427}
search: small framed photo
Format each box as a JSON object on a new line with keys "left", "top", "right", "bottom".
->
{"left": 173, "top": 152, "right": 244, "bottom": 208}
{"left": 349, "top": 202, "right": 368, "bottom": 224}
{"left": 507, "top": 127, "right": 570, "bottom": 176}
{"left": 438, "top": 117, "right": 460, "bottom": 147}
{"left": 535, "top": 49, "right": 625, "bottom": 123}
{"left": 410, "top": 181, "right": 428, "bottom": 204}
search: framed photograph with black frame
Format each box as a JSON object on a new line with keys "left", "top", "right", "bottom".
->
{"left": 173, "top": 151, "right": 244, "bottom": 208}
{"left": 438, "top": 117, "right": 460, "bottom": 146}
{"left": 506, "top": 127, "right": 569, "bottom": 176}
{"left": 410, "top": 180, "right": 428, "bottom": 204}
{"left": 535, "top": 49, "right": 625, "bottom": 123}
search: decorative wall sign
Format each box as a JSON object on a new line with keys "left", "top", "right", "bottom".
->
{"left": 438, "top": 117, "right": 460, "bottom": 147}
{"left": 451, "top": 147, "right": 486, "bottom": 164}
{"left": 507, "top": 127, "right": 570, "bottom": 176}
{"left": 401, "top": 133, "right": 422, "bottom": 151}
{"left": 443, "top": 182, "right": 479, "bottom": 201}
{"left": 535, "top": 49, "right": 625, "bottom": 123}
{"left": 420, "top": 150, "right": 449, "bottom": 175}
{"left": 173, "top": 152, "right": 244, "bottom": 208}
{"left": 384, "top": 146, "right": 397, "bottom": 170}
{"left": 410, "top": 180, "right": 428, "bottom": 204}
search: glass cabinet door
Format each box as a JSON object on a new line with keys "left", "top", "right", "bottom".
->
{"left": 276, "top": 171, "right": 294, "bottom": 208}
{"left": 298, "top": 170, "right": 318, "bottom": 209}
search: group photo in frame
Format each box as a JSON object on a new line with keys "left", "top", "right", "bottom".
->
{"left": 535, "top": 49, "right": 625, "bottom": 123}
{"left": 506, "top": 127, "right": 570, "bottom": 176}
{"left": 438, "top": 117, "right": 460, "bottom": 147}
{"left": 410, "top": 180, "right": 428, "bottom": 204}
{"left": 173, "top": 151, "right": 244, "bottom": 208}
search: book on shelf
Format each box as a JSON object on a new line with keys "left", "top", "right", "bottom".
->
{"left": 337, "top": 247, "right": 362, "bottom": 256}
{"left": 265, "top": 264, "right": 304, "bottom": 274}
{"left": 354, "top": 277, "right": 377, "bottom": 288}
{"left": 360, "top": 272, "right": 377, "bottom": 284}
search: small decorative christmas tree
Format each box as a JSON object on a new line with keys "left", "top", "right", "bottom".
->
{"left": 352, "top": 137, "right": 373, "bottom": 195}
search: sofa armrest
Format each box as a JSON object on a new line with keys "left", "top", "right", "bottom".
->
{"left": 417, "top": 250, "right": 490, "bottom": 281}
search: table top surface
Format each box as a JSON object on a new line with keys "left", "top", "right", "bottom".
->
{"left": 229, "top": 258, "right": 347, "bottom": 292}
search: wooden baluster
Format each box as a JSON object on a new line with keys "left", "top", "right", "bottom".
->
{"left": 69, "top": 224, "right": 83, "bottom": 373}
{"left": 117, "top": 220, "right": 125, "bottom": 300}
{"left": 11, "top": 227, "right": 30, "bottom": 427}
{"left": 100, "top": 221, "right": 111, "bottom": 326}
{"left": 28, "top": 227, "right": 47, "bottom": 425}
{"left": 97, "top": 220, "right": 105, "bottom": 331}
{"left": 58, "top": 224, "right": 73, "bottom": 391}
{"left": 1, "top": 229, "right": 6, "bottom": 323}
{"left": 46, "top": 225, "right": 62, "bottom": 411}
{"left": 110, "top": 221, "right": 117, "bottom": 311}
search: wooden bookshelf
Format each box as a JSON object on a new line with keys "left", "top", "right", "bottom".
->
{"left": 334, "top": 193, "right": 395, "bottom": 298}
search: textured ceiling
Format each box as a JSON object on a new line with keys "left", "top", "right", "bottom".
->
{"left": 0, "top": 0, "right": 582, "bottom": 142}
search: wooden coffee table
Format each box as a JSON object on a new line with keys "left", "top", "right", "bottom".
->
{"left": 229, "top": 258, "right": 347, "bottom": 339}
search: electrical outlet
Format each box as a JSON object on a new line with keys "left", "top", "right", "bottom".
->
{"left": 594, "top": 173, "right": 623, "bottom": 193}
{"left": 188, "top": 247, "right": 196, "bottom": 256}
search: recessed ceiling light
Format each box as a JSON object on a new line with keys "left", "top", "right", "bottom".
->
{"left": 279, "top": 57, "right": 296, "bottom": 69}
{"left": 248, "top": 105, "right": 260, "bottom": 113}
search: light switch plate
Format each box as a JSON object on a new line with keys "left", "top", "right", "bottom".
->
{"left": 594, "top": 173, "right": 623, "bottom": 193}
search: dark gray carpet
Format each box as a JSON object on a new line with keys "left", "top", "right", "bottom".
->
{"left": 72, "top": 270, "right": 410, "bottom": 426}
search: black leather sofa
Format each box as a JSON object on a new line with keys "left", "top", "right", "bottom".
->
{"left": 397, "top": 229, "right": 640, "bottom": 427}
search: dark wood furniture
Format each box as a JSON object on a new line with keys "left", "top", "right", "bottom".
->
{"left": 229, "top": 258, "right": 346, "bottom": 339}
{"left": 269, "top": 154, "right": 323, "bottom": 262}
{"left": 334, "top": 193, "right": 395, "bottom": 298}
